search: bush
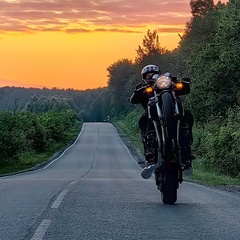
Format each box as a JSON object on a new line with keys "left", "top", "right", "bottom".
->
{"left": 192, "top": 107, "right": 240, "bottom": 177}
{"left": 0, "top": 109, "right": 80, "bottom": 164}
{"left": 121, "top": 106, "right": 240, "bottom": 178}
{"left": 0, "top": 112, "right": 28, "bottom": 162}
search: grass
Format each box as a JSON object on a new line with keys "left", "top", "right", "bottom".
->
{"left": 0, "top": 152, "right": 51, "bottom": 175}
{"left": 117, "top": 121, "right": 144, "bottom": 153}
{"left": 116, "top": 121, "right": 240, "bottom": 186}
{"left": 191, "top": 159, "right": 240, "bottom": 186}
{"left": 0, "top": 124, "right": 82, "bottom": 175}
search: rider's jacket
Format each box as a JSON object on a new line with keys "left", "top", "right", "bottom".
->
{"left": 130, "top": 83, "right": 153, "bottom": 110}
{"left": 130, "top": 73, "right": 171, "bottom": 109}
{"left": 130, "top": 75, "right": 191, "bottom": 109}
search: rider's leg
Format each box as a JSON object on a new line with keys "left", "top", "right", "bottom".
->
{"left": 179, "top": 110, "right": 194, "bottom": 169}
{"left": 139, "top": 113, "right": 155, "bottom": 164}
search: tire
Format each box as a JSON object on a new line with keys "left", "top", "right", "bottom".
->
{"left": 161, "top": 92, "right": 176, "bottom": 141}
{"left": 161, "top": 92, "right": 177, "bottom": 160}
{"left": 157, "top": 92, "right": 178, "bottom": 204}
{"left": 161, "top": 188, "right": 177, "bottom": 204}
{"left": 160, "top": 161, "right": 178, "bottom": 204}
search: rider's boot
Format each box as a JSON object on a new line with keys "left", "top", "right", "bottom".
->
{"left": 144, "top": 130, "right": 156, "bottom": 165}
{"left": 181, "top": 146, "right": 192, "bottom": 170}
{"left": 179, "top": 120, "right": 194, "bottom": 170}
{"left": 145, "top": 149, "right": 155, "bottom": 165}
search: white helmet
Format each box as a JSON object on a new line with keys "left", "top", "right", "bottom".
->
{"left": 141, "top": 64, "right": 161, "bottom": 81}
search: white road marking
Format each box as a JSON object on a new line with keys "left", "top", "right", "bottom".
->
{"left": 30, "top": 219, "right": 51, "bottom": 240}
{"left": 51, "top": 189, "right": 69, "bottom": 209}
{"left": 41, "top": 123, "right": 85, "bottom": 170}
{"left": 69, "top": 180, "right": 78, "bottom": 186}
{"left": 114, "top": 125, "right": 143, "bottom": 167}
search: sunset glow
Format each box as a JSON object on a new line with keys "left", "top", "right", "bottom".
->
{"left": 0, "top": 0, "right": 228, "bottom": 90}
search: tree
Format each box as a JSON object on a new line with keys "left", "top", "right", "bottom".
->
{"left": 190, "top": 0, "right": 215, "bottom": 17}
{"left": 24, "top": 95, "right": 75, "bottom": 113}
{"left": 173, "top": 0, "right": 221, "bottom": 76}
{"left": 135, "top": 29, "right": 168, "bottom": 66}
{"left": 107, "top": 59, "right": 136, "bottom": 118}
{"left": 185, "top": 0, "right": 240, "bottom": 121}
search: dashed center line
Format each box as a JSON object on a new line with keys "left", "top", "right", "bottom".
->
{"left": 51, "top": 189, "right": 69, "bottom": 209}
{"left": 30, "top": 219, "right": 51, "bottom": 240}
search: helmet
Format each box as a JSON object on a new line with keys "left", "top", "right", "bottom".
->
{"left": 141, "top": 64, "right": 161, "bottom": 81}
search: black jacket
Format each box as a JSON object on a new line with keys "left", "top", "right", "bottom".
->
{"left": 130, "top": 83, "right": 153, "bottom": 110}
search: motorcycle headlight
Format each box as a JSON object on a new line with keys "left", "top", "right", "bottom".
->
{"left": 156, "top": 76, "right": 172, "bottom": 89}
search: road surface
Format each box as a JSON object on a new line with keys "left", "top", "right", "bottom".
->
{"left": 0, "top": 122, "right": 240, "bottom": 240}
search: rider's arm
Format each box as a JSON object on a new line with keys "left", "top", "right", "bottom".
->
{"left": 181, "top": 77, "right": 190, "bottom": 83}
{"left": 130, "top": 85, "right": 147, "bottom": 104}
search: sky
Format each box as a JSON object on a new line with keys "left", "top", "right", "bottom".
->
{"left": 0, "top": 0, "right": 228, "bottom": 90}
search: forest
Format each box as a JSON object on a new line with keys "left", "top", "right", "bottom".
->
{"left": 0, "top": 0, "right": 239, "bottom": 178}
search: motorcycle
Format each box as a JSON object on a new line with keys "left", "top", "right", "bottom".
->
{"left": 141, "top": 74, "right": 191, "bottom": 204}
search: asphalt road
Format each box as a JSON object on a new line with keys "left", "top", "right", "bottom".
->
{"left": 0, "top": 122, "right": 240, "bottom": 240}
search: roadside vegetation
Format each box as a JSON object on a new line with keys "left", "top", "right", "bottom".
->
{"left": 103, "top": 0, "right": 240, "bottom": 185}
{"left": 0, "top": 96, "right": 82, "bottom": 174}
{"left": 116, "top": 110, "right": 240, "bottom": 186}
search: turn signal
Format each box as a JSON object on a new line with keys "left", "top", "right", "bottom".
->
{"left": 175, "top": 82, "right": 183, "bottom": 89}
{"left": 145, "top": 87, "right": 153, "bottom": 93}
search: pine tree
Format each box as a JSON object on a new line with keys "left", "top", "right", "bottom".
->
{"left": 190, "top": 0, "right": 215, "bottom": 17}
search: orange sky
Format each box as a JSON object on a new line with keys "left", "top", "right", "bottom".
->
{"left": 0, "top": 0, "right": 228, "bottom": 90}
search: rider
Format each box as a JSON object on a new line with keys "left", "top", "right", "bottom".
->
{"left": 130, "top": 64, "right": 194, "bottom": 169}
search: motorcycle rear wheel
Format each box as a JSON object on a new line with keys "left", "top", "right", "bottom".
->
{"left": 161, "top": 188, "right": 177, "bottom": 204}
{"left": 156, "top": 165, "right": 178, "bottom": 204}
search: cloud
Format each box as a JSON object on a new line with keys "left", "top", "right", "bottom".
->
{"left": 158, "top": 27, "right": 185, "bottom": 33}
{"left": 0, "top": 0, "right": 192, "bottom": 34}
{"left": 65, "top": 27, "right": 142, "bottom": 34}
